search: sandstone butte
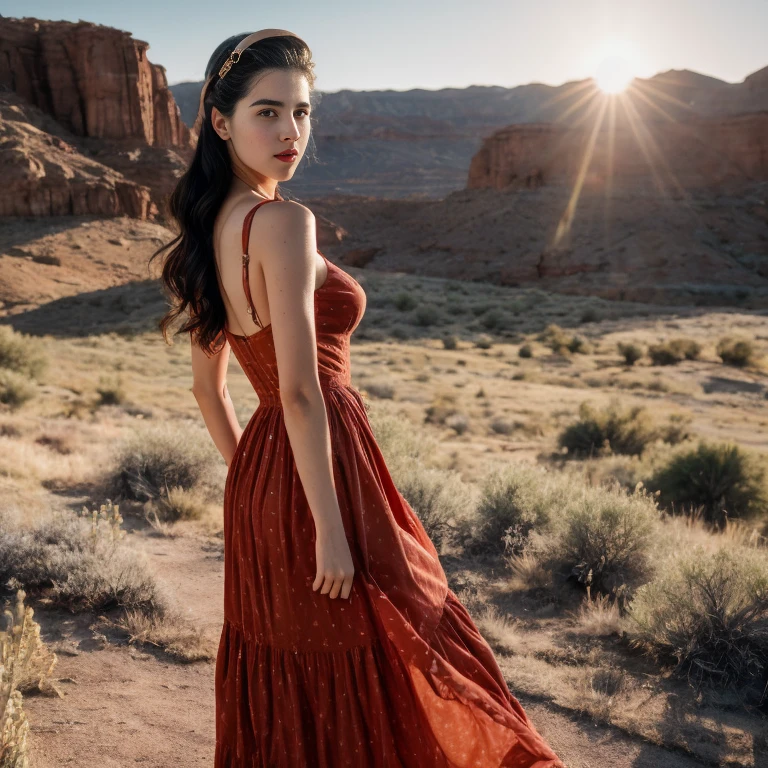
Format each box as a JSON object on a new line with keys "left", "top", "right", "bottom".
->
{"left": 0, "top": 17, "right": 194, "bottom": 218}
{"left": 467, "top": 112, "right": 768, "bottom": 192}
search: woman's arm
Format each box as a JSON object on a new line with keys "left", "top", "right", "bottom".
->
{"left": 252, "top": 200, "right": 354, "bottom": 600}
{"left": 252, "top": 201, "right": 342, "bottom": 535}
{"left": 190, "top": 336, "right": 243, "bottom": 467}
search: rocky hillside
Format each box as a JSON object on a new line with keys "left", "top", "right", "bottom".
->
{"left": 0, "top": 90, "right": 153, "bottom": 218}
{"left": 468, "top": 112, "right": 768, "bottom": 191}
{"left": 303, "top": 181, "right": 768, "bottom": 306}
{"left": 0, "top": 17, "right": 193, "bottom": 218}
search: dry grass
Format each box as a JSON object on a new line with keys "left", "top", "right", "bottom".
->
{"left": 570, "top": 594, "right": 625, "bottom": 636}
{"left": 1, "top": 587, "right": 62, "bottom": 767}
{"left": 2, "top": 263, "right": 768, "bottom": 765}
{"left": 0, "top": 507, "right": 213, "bottom": 662}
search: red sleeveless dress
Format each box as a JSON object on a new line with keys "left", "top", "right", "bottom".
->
{"left": 213, "top": 199, "right": 565, "bottom": 768}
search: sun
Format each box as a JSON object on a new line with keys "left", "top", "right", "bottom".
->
{"left": 594, "top": 54, "right": 636, "bottom": 94}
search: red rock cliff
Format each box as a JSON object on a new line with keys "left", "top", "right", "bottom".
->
{"left": 0, "top": 17, "right": 190, "bottom": 147}
{"left": 468, "top": 110, "right": 768, "bottom": 191}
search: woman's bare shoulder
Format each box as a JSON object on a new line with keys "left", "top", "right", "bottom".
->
{"left": 248, "top": 199, "right": 316, "bottom": 248}
{"left": 219, "top": 197, "right": 312, "bottom": 237}
{"left": 253, "top": 198, "right": 315, "bottom": 226}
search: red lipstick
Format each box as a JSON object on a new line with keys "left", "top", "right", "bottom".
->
{"left": 274, "top": 148, "right": 298, "bottom": 163}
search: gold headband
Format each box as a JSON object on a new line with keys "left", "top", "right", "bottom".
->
{"left": 218, "top": 28, "right": 306, "bottom": 79}
{"left": 194, "top": 28, "right": 307, "bottom": 129}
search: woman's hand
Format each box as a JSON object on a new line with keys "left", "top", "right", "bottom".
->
{"left": 312, "top": 522, "right": 355, "bottom": 600}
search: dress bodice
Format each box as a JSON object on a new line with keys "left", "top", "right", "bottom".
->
{"left": 221, "top": 200, "right": 366, "bottom": 406}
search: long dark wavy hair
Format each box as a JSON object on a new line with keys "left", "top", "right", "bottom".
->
{"left": 149, "top": 33, "right": 317, "bottom": 357}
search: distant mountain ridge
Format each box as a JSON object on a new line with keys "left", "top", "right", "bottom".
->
{"left": 1, "top": 14, "right": 766, "bottom": 308}
{"left": 171, "top": 65, "right": 768, "bottom": 198}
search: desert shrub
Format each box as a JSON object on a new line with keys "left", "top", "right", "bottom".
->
{"left": 548, "top": 483, "right": 658, "bottom": 599}
{"left": 474, "top": 334, "right": 493, "bottom": 349}
{"left": 567, "top": 334, "right": 593, "bottom": 354}
{"left": 442, "top": 334, "right": 458, "bottom": 350}
{"left": 538, "top": 324, "right": 573, "bottom": 354}
{"left": 425, "top": 394, "right": 459, "bottom": 427}
{"left": 716, "top": 336, "right": 757, "bottom": 368}
{"left": 518, "top": 343, "right": 533, "bottom": 358}
{"left": 658, "top": 413, "right": 693, "bottom": 445}
{"left": 148, "top": 486, "right": 208, "bottom": 523}
{"left": 0, "top": 370, "right": 36, "bottom": 408}
{"left": 413, "top": 304, "right": 442, "bottom": 326}
{"left": 365, "top": 380, "right": 395, "bottom": 399}
{"left": 579, "top": 307, "right": 602, "bottom": 324}
{"left": 617, "top": 342, "right": 643, "bottom": 366}
{"left": 390, "top": 324, "right": 410, "bottom": 340}
{"left": 490, "top": 418, "right": 515, "bottom": 435}
{"left": 0, "top": 422, "right": 21, "bottom": 438}
{"left": 558, "top": 401, "right": 660, "bottom": 458}
{"left": 0, "top": 506, "right": 207, "bottom": 662}
{"left": 648, "top": 338, "right": 701, "bottom": 366}
{"left": 481, "top": 467, "right": 659, "bottom": 598}
{"left": 539, "top": 324, "right": 592, "bottom": 355}
{"left": 392, "top": 465, "right": 477, "bottom": 553}
{"left": 106, "top": 421, "right": 219, "bottom": 503}
{"left": 648, "top": 343, "right": 679, "bottom": 366}
{"left": 0, "top": 326, "right": 48, "bottom": 380}
{"left": 647, "top": 441, "right": 768, "bottom": 526}
{"left": 481, "top": 309, "right": 505, "bottom": 330}
{"left": 96, "top": 374, "right": 126, "bottom": 406}
{"left": 393, "top": 292, "right": 417, "bottom": 311}
{"left": 1, "top": 588, "right": 61, "bottom": 768}
{"left": 461, "top": 464, "right": 570, "bottom": 557}
{"left": 368, "top": 406, "right": 438, "bottom": 468}
{"left": 539, "top": 324, "right": 570, "bottom": 353}
{"left": 0, "top": 505, "right": 161, "bottom": 614}
{"left": 628, "top": 546, "right": 768, "bottom": 694}
{"left": 445, "top": 412, "right": 469, "bottom": 435}
{"left": 675, "top": 338, "right": 702, "bottom": 360}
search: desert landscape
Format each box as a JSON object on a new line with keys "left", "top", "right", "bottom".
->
{"left": 2, "top": 13, "right": 768, "bottom": 768}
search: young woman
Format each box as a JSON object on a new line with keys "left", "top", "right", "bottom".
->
{"left": 151, "top": 28, "right": 564, "bottom": 768}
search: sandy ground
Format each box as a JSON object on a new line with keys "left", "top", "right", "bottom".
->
{"left": 23, "top": 526, "right": 712, "bottom": 768}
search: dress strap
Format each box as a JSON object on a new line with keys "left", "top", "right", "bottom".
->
{"left": 241, "top": 198, "right": 282, "bottom": 329}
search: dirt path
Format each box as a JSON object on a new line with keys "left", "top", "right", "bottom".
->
{"left": 24, "top": 526, "right": 711, "bottom": 768}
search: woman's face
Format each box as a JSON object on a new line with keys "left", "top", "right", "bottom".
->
{"left": 215, "top": 68, "right": 312, "bottom": 183}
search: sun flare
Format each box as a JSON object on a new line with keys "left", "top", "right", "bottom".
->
{"left": 550, "top": 41, "right": 685, "bottom": 247}
{"left": 594, "top": 54, "right": 636, "bottom": 94}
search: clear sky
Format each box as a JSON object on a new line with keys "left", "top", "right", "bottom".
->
{"left": 5, "top": 0, "right": 766, "bottom": 91}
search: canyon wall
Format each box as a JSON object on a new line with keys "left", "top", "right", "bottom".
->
{"left": 0, "top": 17, "right": 193, "bottom": 217}
{"left": 467, "top": 111, "right": 768, "bottom": 192}
{"left": 0, "top": 90, "right": 152, "bottom": 218}
{"left": 0, "top": 17, "right": 191, "bottom": 147}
